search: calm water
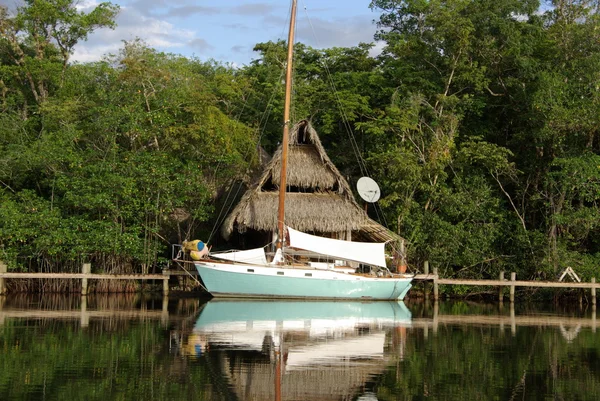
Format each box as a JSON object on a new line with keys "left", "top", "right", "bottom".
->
{"left": 1, "top": 295, "right": 599, "bottom": 400}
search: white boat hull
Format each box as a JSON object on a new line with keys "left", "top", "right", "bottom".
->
{"left": 194, "top": 261, "right": 412, "bottom": 300}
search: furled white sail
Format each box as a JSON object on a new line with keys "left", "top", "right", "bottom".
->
{"left": 212, "top": 248, "right": 268, "bottom": 265}
{"left": 287, "top": 227, "right": 387, "bottom": 268}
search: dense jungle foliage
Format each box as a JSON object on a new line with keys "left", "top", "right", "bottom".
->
{"left": 1, "top": 1, "right": 600, "bottom": 287}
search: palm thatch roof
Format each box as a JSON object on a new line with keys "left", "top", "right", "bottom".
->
{"left": 222, "top": 120, "right": 402, "bottom": 243}
{"left": 224, "top": 192, "right": 366, "bottom": 235}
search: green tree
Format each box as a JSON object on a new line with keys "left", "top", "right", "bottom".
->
{"left": 0, "top": 5, "right": 257, "bottom": 281}
{"left": 0, "top": 0, "right": 119, "bottom": 106}
{"left": 362, "top": 0, "right": 534, "bottom": 274}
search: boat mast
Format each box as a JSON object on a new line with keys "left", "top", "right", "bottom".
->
{"left": 276, "top": 0, "right": 297, "bottom": 250}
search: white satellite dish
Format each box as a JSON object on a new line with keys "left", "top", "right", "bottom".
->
{"left": 357, "top": 177, "right": 381, "bottom": 203}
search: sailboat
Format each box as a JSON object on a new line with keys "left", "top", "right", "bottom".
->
{"left": 188, "top": 0, "right": 413, "bottom": 300}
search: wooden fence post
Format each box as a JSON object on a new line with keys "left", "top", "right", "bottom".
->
{"left": 81, "top": 263, "right": 91, "bottom": 296}
{"left": 510, "top": 272, "right": 516, "bottom": 303}
{"left": 424, "top": 261, "right": 430, "bottom": 301}
{"left": 499, "top": 271, "right": 505, "bottom": 303}
{"left": 162, "top": 295, "right": 169, "bottom": 327}
{"left": 592, "top": 277, "right": 597, "bottom": 306}
{"left": 80, "top": 295, "right": 89, "bottom": 328}
{"left": 0, "top": 296, "right": 4, "bottom": 326}
{"left": 510, "top": 302, "right": 516, "bottom": 336}
{"left": 433, "top": 300, "right": 439, "bottom": 334}
{"left": 163, "top": 276, "right": 170, "bottom": 297}
{"left": 0, "top": 261, "right": 6, "bottom": 295}
{"left": 433, "top": 267, "right": 439, "bottom": 301}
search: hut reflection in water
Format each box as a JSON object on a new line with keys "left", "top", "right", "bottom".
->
{"left": 180, "top": 300, "right": 412, "bottom": 401}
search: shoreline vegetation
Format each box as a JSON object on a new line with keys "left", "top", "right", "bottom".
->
{"left": 2, "top": 1, "right": 600, "bottom": 294}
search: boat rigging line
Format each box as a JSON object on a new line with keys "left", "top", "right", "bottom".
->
{"left": 208, "top": 0, "right": 402, "bottom": 256}
{"left": 206, "top": 18, "right": 291, "bottom": 244}
{"left": 301, "top": 1, "right": 393, "bottom": 235}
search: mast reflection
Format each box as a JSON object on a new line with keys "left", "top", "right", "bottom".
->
{"left": 183, "top": 300, "right": 412, "bottom": 401}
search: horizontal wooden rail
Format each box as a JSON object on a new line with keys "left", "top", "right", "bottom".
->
{"left": 0, "top": 273, "right": 165, "bottom": 280}
{"left": 0, "top": 309, "right": 164, "bottom": 319}
{"left": 436, "top": 278, "right": 600, "bottom": 289}
{"left": 0, "top": 262, "right": 171, "bottom": 296}
{"left": 417, "top": 314, "right": 597, "bottom": 328}
{"left": 0, "top": 295, "right": 171, "bottom": 327}
{"left": 162, "top": 269, "right": 198, "bottom": 276}
{"left": 411, "top": 264, "right": 598, "bottom": 304}
{"left": 413, "top": 274, "right": 437, "bottom": 280}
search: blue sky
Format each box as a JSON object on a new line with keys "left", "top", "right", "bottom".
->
{"left": 0, "top": 0, "right": 383, "bottom": 65}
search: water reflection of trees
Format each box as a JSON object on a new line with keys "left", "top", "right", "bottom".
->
{"left": 182, "top": 301, "right": 600, "bottom": 401}
{"left": 1, "top": 298, "right": 600, "bottom": 400}
{"left": 0, "top": 295, "right": 208, "bottom": 400}
{"left": 377, "top": 302, "right": 600, "bottom": 401}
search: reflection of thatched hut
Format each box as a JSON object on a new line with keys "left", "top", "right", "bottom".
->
{"left": 201, "top": 330, "right": 394, "bottom": 401}
{"left": 222, "top": 120, "right": 401, "bottom": 247}
{"left": 216, "top": 349, "right": 388, "bottom": 401}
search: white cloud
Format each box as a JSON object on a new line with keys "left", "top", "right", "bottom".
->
{"left": 2, "top": 0, "right": 384, "bottom": 65}
{"left": 0, "top": 0, "right": 24, "bottom": 13}
{"left": 74, "top": 0, "right": 101, "bottom": 12}
{"left": 231, "top": 2, "right": 279, "bottom": 16}
{"left": 296, "top": 15, "right": 377, "bottom": 49}
{"left": 369, "top": 41, "right": 385, "bottom": 59}
{"left": 72, "top": 43, "right": 118, "bottom": 63}
{"left": 188, "top": 38, "right": 214, "bottom": 52}
{"left": 71, "top": 5, "right": 199, "bottom": 62}
{"left": 162, "top": 5, "right": 220, "bottom": 18}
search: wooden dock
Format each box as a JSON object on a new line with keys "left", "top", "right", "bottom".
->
{"left": 0, "top": 295, "right": 202, "bottom": 328}
{"left": 1, "top": 297, "right": 595, "bottom": 344}
{"left": 2, "top": 260, "right": 598, "bottom": 302}
{"left": 412, "top": 303, "right": 598, "bottom": 339}
{"left": 413, "top": 266, "right": 599, "bottom": 304}
{"left": 0, "top": 262, "right": 175, "bottom": 296}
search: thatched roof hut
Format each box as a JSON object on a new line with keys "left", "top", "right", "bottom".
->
{"left": 222, "top": 120, "right": 401, "bottom": 244}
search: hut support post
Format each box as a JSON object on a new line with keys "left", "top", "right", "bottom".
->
{"left": 592, "top": 278, "right": 596, "bottom": 306}
{"left": 397, "top": 239, "right": 406, "bottom": 273}
{"left": 0, "top": 261, "right": 6, "bottom": 295}
{"left": 510, "top": 272, "right": 516, "bottom": 303}
{"left": 499, "top": 271, "right": 505, "bottom": 303}
{"left": 81, "top": 263, "right": 91, "bottom": 296}
{"left": 433, "top": 267, "right": 439, "bottom": 301}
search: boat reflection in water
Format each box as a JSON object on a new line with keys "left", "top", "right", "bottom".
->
{"left": 185, "top": 300, "right": 412, "bottom": 401}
